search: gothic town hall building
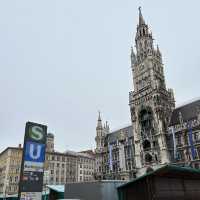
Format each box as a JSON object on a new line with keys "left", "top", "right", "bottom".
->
{"left": 94, "top": 8, "right": 200, "bottom": 180}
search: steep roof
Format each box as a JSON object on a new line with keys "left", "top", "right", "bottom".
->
{"left": 106, "top": 125, "right": 133, "bottom": 144}
{"left": 0, "top": 147, "right": 22, "bottom": 157}
{"left": 169, "top": 98, "right": 200, "bottom": 126}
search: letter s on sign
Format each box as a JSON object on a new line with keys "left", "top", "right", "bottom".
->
{"left": 29, "top": 126, "right": 44, "bottom": 141}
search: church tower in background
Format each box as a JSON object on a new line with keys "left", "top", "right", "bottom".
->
{"left": 129, "top": 8, "right": 175, "bottom": 176}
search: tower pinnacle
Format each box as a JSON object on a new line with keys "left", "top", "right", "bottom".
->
{"left": 96, "top": 111, "right": 103, "bottom": 129}
{"left": 138, "top": 7, "right": 145, "bottom": 25}
{"left": 98, "top": 111, "right": 101, "bottom": 121}
{"left": 157, "top": 45, "right": 161, "bottom": 56}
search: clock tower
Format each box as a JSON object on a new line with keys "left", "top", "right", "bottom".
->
{"left": 129, "top": 8, "right": 175, "bottom": 176}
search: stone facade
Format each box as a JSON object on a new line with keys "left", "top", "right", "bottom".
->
{"left": 168, "top": 99, "right": 200, "bottom": 169}
{"left": 94, "top": 113, "right": 136, "bottom": 180}
{"left": 77, "top": 151, "right": 95, "bottom": 182}
{"left": 45, "top": 150, "right": 95, "bottom": 184}
{"left": 95, "top": 8, "right": 200, "bottom": 179}
{"left": 46, "top": 133, "right": 55, "bottom": 152}
{"left": 0, "top": 146, "right": 22, "bottom": 196}
{"left": 0, "top": 134, "right": 95, "bottom": 195}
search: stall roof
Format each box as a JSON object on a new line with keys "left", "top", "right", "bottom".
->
{"left": 47, "top": 185, "right": 65, "bottom": 193}
{"left": 118, "top": 164, "right": 200, "bottom": 189}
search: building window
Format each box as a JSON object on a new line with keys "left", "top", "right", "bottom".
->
{"left": 177, "top": 150, "right": 184, "bottom": 161}
{"left": 194, "top": 132, "right": 200, "bottom": 142}
{"left": 183, "top": 134, "right": 188, "bottom": 145}
{"left": 197, "top": 147, "right": 200, "bottom": 159}
{"left": 176, "top": 135, "right": 182, "bottom": 146}
{"left": 143, "top": 140, "right": 151, "bottom": 151}
{"left": 155, "top": 154, "right": 158, "bottom": 161}
{"left": 194, "top": 163, "right": 199, "bottom": 169}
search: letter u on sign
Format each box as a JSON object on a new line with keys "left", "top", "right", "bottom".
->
{"left": 25, "top": 142, "right": 45, "bottom": 163}
{"left": 29, "top": 144, "right": 42, "bottom": 160}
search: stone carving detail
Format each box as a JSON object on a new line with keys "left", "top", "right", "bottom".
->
{"left": 131, "top": 107, "right": 136, "bottom": 122}
{"left": 178, "top": 112, "right": 184, "bottom": 125}
{"left": 197, "top": 106, "right": 200, "bottom": 122}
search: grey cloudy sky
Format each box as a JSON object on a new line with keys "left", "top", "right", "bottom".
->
{"left": 0, "top": 0, "right": 199, "bottom": 153}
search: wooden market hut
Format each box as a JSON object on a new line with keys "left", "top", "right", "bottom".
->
{"left": 117, "top": 165, "right": 200, "bottom": 200}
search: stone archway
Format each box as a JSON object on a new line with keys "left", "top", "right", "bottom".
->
{"left": 146, "top": 167, "right": 154, "bottom": 173}
{"left": 145, "top": 153, "right": 153, "bottom": 163}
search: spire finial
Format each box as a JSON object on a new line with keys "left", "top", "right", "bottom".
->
{"left": 96, "top": 110, "right": 103, "bottom": 129}
{"left": 98, "top": 110, "right": 101, "bottom": 121}
{"left": 131, "top": 46, "right": 133, "bottom": 55}
{"left": 157, "top": 44, "right": 159, "bottom": 52}
{"left": 156, "top": 45, "right": 162, "bottom": 56}
{"left": 138, "top": 6, "right": 145, "bottom": 25}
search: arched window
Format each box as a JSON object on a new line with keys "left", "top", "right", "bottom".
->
{"left": 144, "top": 40, "right": 147, "bottom": 48}
{"left": 143, "top": 140, "right": 151, "bottom": 151}
{"left": 139, "top": 108, "right": 153, "bottom": 135}
{"left": 139, "top": 42, "right": 142, "bottom": 50}
{"left": 140, "top": 30, "right": 142, "bottom": 36}
{"left": 155, "top": 154, "right": 158, "bottom": 161}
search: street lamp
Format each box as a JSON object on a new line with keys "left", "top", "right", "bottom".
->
{"left": 4, "top": 179, "right": 9, "bottom": 200}
{"left": 43, "top": 170, "right": 50, "bottom": 200}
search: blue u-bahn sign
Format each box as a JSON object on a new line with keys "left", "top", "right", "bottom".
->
{"left": 18, "top": 122, "right": 47, "bottom": 200}
{"left": 24, "top": 142, "right": 45, "bottom": 163}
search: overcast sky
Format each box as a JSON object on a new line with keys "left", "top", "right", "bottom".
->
{"left": 0, "top": 0, "right": 199, "bottom": 153}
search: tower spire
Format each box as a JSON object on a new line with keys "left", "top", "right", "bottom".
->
{"left": 98, "top": 111, "right": 101, "bottom": 121}
{"left": 138, "top": 6, "right": 145, "bottom": 25}
{"left": 96, "top": 111, "right": 103, "bottom": 129}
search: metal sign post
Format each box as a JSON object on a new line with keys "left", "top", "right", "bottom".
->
{"left": 18, "top": 122, "right": 47, "bottom": 200}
